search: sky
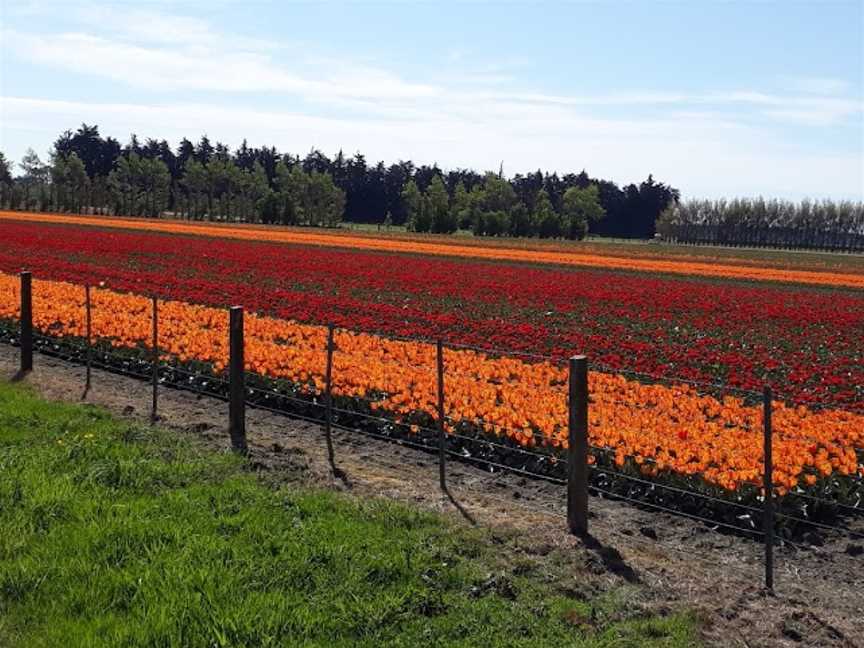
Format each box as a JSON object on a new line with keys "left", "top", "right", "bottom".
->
{"left": 1, "top": 0, "right": 862, "bottom": 200}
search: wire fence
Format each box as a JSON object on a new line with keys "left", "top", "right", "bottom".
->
{"left": 1, "top": 269, "right": 863, "bottom": 594}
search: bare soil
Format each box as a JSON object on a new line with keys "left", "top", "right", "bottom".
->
{"left": 1, "top": 344, "right": 861, "bottom": 648}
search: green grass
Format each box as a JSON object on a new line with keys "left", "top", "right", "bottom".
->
{"left": 343, "top": 221, "right": 477, "bottom": 238}
{"left": 0, "top": 382, "right": 700, "bottom": 647}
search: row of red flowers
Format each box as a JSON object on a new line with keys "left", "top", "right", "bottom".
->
{"left": 1, "top": 219, "right": 862, "bottom": 407}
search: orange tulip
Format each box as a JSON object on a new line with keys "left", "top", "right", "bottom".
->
{"left": 1, "top": 271, "right": 861, "bottom": 493}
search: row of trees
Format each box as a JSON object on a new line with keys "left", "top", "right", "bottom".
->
{"left": 4, "top": 143, "right": 345, "bottom": 227}
{"left": 1, "top": 123, "right": 680, "bottom": 238}
{"left": 173, "top": 157, "right": 343, "bottom": 226}
{"left": 401, "top": 173, "right": 605, "bottom": 239}
{"left": 657, "top": 198, "right": 864, "bottom": 251}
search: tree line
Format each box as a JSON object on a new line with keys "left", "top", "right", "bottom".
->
{"left": 657, "top": 198, "right": 864, "bottom": 251}
{"left": 0, "top": 123, "right": 681, "bottom": 238}
{"left": 3, "top": 130, "right": 344, "bottom": 227}
{"left": 400, "top": 174, "right": 605, "bottom": 239}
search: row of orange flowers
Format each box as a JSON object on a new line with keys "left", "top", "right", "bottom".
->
{"left": 3, "top": 211, "right": 864, "bottom": 290}
{"left": 1, "top": 271, "right": 862, "bottom": 494}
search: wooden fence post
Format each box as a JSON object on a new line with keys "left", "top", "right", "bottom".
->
{"left": 763, "top": 385, "right": 775, "bottom": 592}
{"left": 20, "top": 271, "right": 32, "bottom": 373}
{"left": 84, "top": 285, "right": 92, "bottom": 395}
{"left": 568, "top": 355, "right": 589, "bottom": 536}
{"left": 437, "top": 339, "right": 446, "bottom": 491}
{"left": 228, "top": 306, "right": 247, "bottom": 453}
{"left": 324, "top": 323, "right": 338, "bottom": 475}
{"left": 151, "top": 297, "right": 158, "bottom": 423}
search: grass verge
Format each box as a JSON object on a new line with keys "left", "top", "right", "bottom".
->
{"left": 0, "top": 381, "right": 700, "bottom": 647}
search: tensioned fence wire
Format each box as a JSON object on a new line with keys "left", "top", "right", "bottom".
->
{"left": 17, "top": 332, "right": 863, "bottom": 547}
{"left": 6, "top": 321, "right": 864, "bottom": 529}
{"left": 10, "top": 274, "right": 864, "bottom": 419}
{"left": 1, "top": 282, "right": 862, "bottom": 547}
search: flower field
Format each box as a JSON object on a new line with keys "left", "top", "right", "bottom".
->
{"left": 1, "top": 213, "right": 863, "bottom": 409}
{"left": 0, "top": 212, "right": 863, "bottom": 506}
{"left": 5, "top": 211, "right": 864, "bottom": 289}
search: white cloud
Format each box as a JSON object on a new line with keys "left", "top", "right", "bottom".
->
{"left": 2, "top": 95, "right": 861, "bottom": 201}
{"left": 5, "top": 3, "right": 864, "bottom": 127}
{"left": 784, "top": 76, "right": 851, "bottom": 95}
{"left": 479, "top": 90, "right": 863, "bottom": 126}
{"left": 2, "top": 28, "right": 438, "bottom": 99}
{"left": 701, "top": 91, "right": 863, "bottom": 125}
{"left": 6, "top": 24, "right": 860, "bottom": 128}
{"left": 72, "top": 5, "right": 274, "bottom": 51}
{"left": 1, "top": 5, "right": 862, "bottom": 200}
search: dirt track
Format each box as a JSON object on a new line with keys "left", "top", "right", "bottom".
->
{"left": 1, "top": 344, "right": 861, "bottom": 647}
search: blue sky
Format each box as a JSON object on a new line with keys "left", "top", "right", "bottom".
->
{"left": 1, "top": 0, "right": 862, "bottom": 199}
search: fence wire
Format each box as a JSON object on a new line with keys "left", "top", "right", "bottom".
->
{"left": 3, "top": 285, "right": 863, "bottom": 579}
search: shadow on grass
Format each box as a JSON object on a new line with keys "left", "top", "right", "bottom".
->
{"left": 580, "top": 532, "right": 641, "bottom": 584}
{"left": 443, "top": 485, "right": 478, "bottom": 525}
